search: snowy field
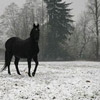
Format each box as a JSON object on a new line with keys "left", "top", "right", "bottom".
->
{"left": 0, "top": 61, "right": 100, "bottom": 100}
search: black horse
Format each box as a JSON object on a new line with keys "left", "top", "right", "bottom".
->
{"left": 1, "top": 23, "right": 40, "bottom": 77}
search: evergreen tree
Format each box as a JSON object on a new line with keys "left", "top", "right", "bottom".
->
{"left": 44, "top": 0, "right": 73, "bottom": 60}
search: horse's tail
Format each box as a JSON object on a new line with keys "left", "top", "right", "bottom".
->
{"left": 1, "top": 37, "right": 15, "bottom": 72}
{"left": 0, "top": 51, "right": 9, "bottom": 72}
{"left": 0, "top": 64, "right": 7, "bottom": 72}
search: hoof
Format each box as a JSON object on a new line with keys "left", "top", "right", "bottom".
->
{"left": 18, "top": 73, "right": 21, "bottom": 75}
{"left": 8, "top": 73, "right": 11, "bottom": 75}
{"left": 28, "top": 75, "right": 31, "bottom": 77}
{"left": 28, "top": 73, "right": 31, "bottom": 77}
{"left": 32, "top": 73, "right": 35, "bottom": 77}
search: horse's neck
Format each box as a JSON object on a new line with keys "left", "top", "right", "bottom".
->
{"left": 30, "top": 38, "right": 38, "bottom": 46}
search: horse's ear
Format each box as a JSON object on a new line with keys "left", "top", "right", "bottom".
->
{"left": 37, "top": 24, "right": 39, "bottom": 28}
{"left": 33, "top": 23, "right": 36, "bottom": 27}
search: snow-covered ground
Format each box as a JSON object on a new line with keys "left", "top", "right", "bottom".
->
{"left": 0, "top": 61, "right": 100, "bottom": 100}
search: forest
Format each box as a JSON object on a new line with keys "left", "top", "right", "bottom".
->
{"left": 0, "top": 0, "right": 100, "bottom": 61}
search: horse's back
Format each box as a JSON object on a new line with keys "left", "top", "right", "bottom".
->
{"left": 5, "top": 37, "right": 18, "bottom": 50}
{"left": 5, "top": 37, "right": 27, "bottom": 51}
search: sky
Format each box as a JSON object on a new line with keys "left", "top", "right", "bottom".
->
{"left": 65, "top": 0, "right": 88, "bottom": 21}
{"left": 0, "top": 0, "right": 88, "bottom": 22}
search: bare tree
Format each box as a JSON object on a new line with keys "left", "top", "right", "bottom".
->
{"left": 88, "top": 0, "right": 100, "bottom": 60}
{"left": 0, "top": 3, "right": 20, "bottom": 37}
{"left": 78, "top": 12, "right": 90, "bottom": 58}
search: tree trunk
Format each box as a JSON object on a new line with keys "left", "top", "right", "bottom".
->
{"left": 95, "top": 0, "right": 99, "bottom": 60}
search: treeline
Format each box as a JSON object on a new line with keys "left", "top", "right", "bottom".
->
{"left": 69, "top": 0, "right": 100, "bottom": 60}
{"left": 0, "top": 0, "right": 100, "bottom": 61}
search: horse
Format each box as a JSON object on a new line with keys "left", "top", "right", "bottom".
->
{"left": 1, "top": 23, "right": 40, "bottom": 77}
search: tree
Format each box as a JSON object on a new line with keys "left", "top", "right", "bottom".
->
{"left": 88, "top": 0, "right": 100, "bottom": 60}
{"left": 63, "top": 11, "right": 98, "bottom": 60}
{"left": 78, "top": 12, "right": 90, "bottom": 58}
{"left": 44, "top": 0, "right": 73, "bottom": 60}
{"left": 0, "top": 3, "right": 20, "bottom": 37}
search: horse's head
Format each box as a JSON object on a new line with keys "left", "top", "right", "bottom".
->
{"left": 30, "top": 23, "right": 40, "bottom": 42}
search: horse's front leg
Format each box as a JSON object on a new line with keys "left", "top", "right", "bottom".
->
{"left": 27, "top": 59, "right": 32, "bottom": 77}
{"left": 32, "top": 55, "right": 38, "bottom": 77}
{"left": 14, "top": 57, "right": 21, "bottom": 75}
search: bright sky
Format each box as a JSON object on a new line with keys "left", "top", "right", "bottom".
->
{"left": 0, "top": 0, "right": 25, "bottom": 14}
{"left": 65, "top": 0, "right": 88, "bottom": 21}
{"left": 0, "top": 0, "right": 88, "bottom": 22}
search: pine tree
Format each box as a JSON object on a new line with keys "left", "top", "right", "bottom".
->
{"left": 44, "top": 0, "right": 73, "bottom": 60}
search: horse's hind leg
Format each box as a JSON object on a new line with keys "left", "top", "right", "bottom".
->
{"left": 14, "top": 57, "right": 21, "bottom": 75}
{"left": 27, "top": 59, "right": 32, "bottom": 77}
{"left": 32, "top": 55, "right": 38, "bottom": 77}
{"left": 5, "top": 51, "right": 13, "bottom": 75}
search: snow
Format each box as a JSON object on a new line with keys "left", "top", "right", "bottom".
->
{"left": 0, "top": 61, "right": 100, "bottom": 100}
